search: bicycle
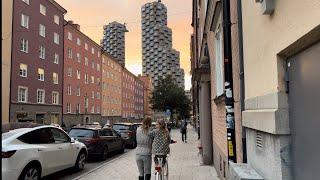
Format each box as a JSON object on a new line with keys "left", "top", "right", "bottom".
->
{"left": 154, "top": 155, "right": 169, "bottom": 180}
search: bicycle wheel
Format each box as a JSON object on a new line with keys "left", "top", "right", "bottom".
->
{"left": 155, "top": 171, "right": 162, "bottom": 180}
{"left": 164, "top": 161, "right": 169, "bottom": 178}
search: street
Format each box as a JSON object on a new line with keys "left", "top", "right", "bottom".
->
{"left": 73, "top": 126, "right": 219, "bottom": 180}
{"left": 43, "top": 149, "right": 132, "bottom": 180}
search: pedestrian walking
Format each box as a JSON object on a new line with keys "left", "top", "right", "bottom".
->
{"left": 136, "top": 117, "right": 153, "bottom": 180}
{"left": 180, "top": 120, "right": 187, "bottom": 143}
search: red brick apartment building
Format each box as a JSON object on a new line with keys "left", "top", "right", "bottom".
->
{"left": 63, "top": 21, "right": 102, "bottom": 126}
{"left": 121, "top": 68, "right": 136, "bottom": 121}
{"left": 10, "top": 0, "right": 66, "bottom": 124}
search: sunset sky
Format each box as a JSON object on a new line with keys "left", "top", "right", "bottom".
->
{"left": 55, "top": 0, "right": 193, "bottom": 90}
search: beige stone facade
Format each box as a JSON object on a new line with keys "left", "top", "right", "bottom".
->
{"left": 101, "top": 53, "right": 122, "bottom": 118}
{"left": 241, "top": 0, "right": 320, "bottom": 179}
{"left": 2, "top": 0, "right": 13, "bottom": 124}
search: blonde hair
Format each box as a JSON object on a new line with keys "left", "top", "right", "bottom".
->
{"left": 142, "top": 117, "right": 152, "bottom": 134}
{"left": 157, "top": 119, "right": 169, "bottom": 137}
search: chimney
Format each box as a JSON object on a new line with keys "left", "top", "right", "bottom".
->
{"left": 68, "top": 20, "right": 74, "bottom": 24}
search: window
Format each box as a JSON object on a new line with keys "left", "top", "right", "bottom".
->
{"left": 76, "top": 53, "right": 81, "bottom": 62}
{"left": 76, "top": 86, "right": 80, "bottom": 96}
{"left": 96, "top": 92, "right": 100, "bottom": 99}
{"left": 215, "top": 22, "right": 224, "bottom": 96}
{"left": 77, "top": 38, "right": 81, "bottom": 46}
{"left": 52, "top": 91, "right": 59, "bottom": 104}
{"left": 51, "top": 128, "right": 70, "bottom": 143}
{"left": 91, "top": 76, "right": 94, "bottom": 84}
{"left": 67, "top": 67, "right": 72, "bottom": 77}
{"left": 37, "top": 89, "right": 45, "bottom": 104}
{"left": 91, "top": 106, "right": 95, "bottom": 113}
{"left": 22, "top": 0, "right": 29, "bottom": 5}
{"left": 53, "top": 73, "right": 58, "bottom": 84}
{"left": 20, "top": 64, "right": 27, "bottom": 77}
{"left": 39, "top": 46, "right": 45, "bottom": 59}
{"left": 91, "top": 91, "right": 95, "bottom": 99}
{"left": 98, "top": 51, "right": 100, "bottom": 58}
{"left": 38, "top": 68, "right": 44, "bottom": 81}
{"left": 54, "top": 15, "right": 59, "bottom": 25}
{"left": 91, "top": 47, "right": 94, "bottom": 54}
{"left": 39, "top": 24, "right": 45, "bottom": 37}
{"left": 97, "top": 64, "right": 100, "bottom": 71}
{"left": 76, "top": 104, "right": 81, "bottom": 114}
{"left": 97, "top": 78, "right": 100, "bottom": 84}
{"left": 67, "top": 103, "right": 71, "bottom": 113}
{"left": 84, "top": 73, "right": 88, "bottom": 84}
{"left": 102, "top": 57, "right": 105, "bottom": 64}
{"left": 91, "top": 61, "right": 95, "bottom": 69}
{"left": 18, "top": 86, "right": 28, "bottom": 102}
{"left": 97, "top": 106, "right": 100, "bottom": 113}
{"left": 85, "top": 43, "right": 88, "bottom": 50}
{"left": 67, "top": 85, "right": 72, "bottom": 95}
{"left": 68, "top": 32, "right": 72, "bottom": 40}
{"left": 40, "top": 4, "right": 46, "bottom": 15}
{"left": 67, "top": 48, "right": 72, "bottom": 58}
{"left": 54, "top": 53, "right": 59, "bottom": 64}
{"left": 18, "top": 128, "right": 54, "bottom": 144}
{"left": 21, "top": 14, "right": 29, "bottom": 28}
{"left": 54, "top": 33, "right": 59, "bottom": 45}
{"left": 20, "top": 39, "right": 28, "bottom": 53}
{"left": 76, "top": 70, "right": 80, "bottom": 79}
{"left": 84, "top": 57, "right": 88, "bottom": 66}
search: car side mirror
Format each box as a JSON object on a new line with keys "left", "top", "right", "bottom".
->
{"left": 70, "top": 137, "right": 75, "bottom": 143}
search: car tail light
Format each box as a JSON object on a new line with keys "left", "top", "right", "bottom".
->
{"left": 155, "top": 165, "right": 162, "bottom": 172}
{"left": 2, "top": 150, "right": 16, "bottom": 158}
{"left": 128, "top": 131, "right": 133, "bottom": 136}
{"left": 85, "top": 138, "right": 100, "bottom": 145}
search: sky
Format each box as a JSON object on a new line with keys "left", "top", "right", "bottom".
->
{"left": 55, "top": 0, "right": 193, "bottom": 90}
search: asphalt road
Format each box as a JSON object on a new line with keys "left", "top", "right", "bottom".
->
{"left": 42, "top": 149, "right": 132, "bottom": 180}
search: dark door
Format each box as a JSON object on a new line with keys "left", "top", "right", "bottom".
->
{"left": 112, "top": 129, "right": 123, "bottom": 150}
{"left": 36, "top": 114, "right": 45, "bottom": 124}
{"left": 288, "top": 42, "right": 320, "bottom": 180}
{"left": 99, "top": 129, "right": 115, "bottom": 151}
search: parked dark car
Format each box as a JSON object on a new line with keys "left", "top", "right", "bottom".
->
{"left": 112, "top": 123, "right": 137, "bottom": 148}
{"left": 69, "top": 126, "right": 125, "bottom": 160}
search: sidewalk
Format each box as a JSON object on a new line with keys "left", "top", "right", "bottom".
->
{"left": 75, "top": 125, "right": 220, "bottom": 180}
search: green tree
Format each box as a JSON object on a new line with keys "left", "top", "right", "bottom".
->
{"left": 150, "top": 75, "right": 191, "bottom": 120}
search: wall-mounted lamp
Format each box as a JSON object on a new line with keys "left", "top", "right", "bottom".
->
{"left": 255, "top": 0, "right": 275, "bottom": 15}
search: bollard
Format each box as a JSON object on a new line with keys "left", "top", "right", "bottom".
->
{"left": 197, "top": 144, "right": 204, "bottom": 165}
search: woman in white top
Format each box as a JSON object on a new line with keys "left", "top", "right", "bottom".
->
{"left": 135, "top": 117, "right": 152, "bottom": 180}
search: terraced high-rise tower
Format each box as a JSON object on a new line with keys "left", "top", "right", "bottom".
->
{"left": 101, "top": 21, "right": 128, "bottom": 67}
{"left": 141, "top": 0, "right": 185, "bottom": 89}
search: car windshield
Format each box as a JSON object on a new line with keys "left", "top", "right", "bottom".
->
{"left": 113, "top": 125, "right": 130, "bottom": 131}
{"left": 69, "top": 129, "right": 94, "bottom": 138}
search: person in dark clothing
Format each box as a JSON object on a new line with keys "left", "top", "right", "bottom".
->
{"left": 180, "top": 121, "right": 187, "bottom": 143}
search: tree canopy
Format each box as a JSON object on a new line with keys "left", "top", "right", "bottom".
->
{"left": 150, "top": 75, "right": 191, "bottom": 119}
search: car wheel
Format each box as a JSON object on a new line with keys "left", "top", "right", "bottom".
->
{"left": 19, "top": 164, "right": 41, "bottom": 180}
{"left": 100, "top": 146, "right": 108, "bottom": 160}
{"left": 75, "top": 151, "right": 86, "bottom": 171}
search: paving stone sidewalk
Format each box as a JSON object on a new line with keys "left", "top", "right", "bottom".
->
{"left": 74, "top": 125, "right": 220, "bottom": 180}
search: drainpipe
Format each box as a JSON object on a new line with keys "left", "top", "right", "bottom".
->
{"left": 222, "top": 0, "right": 237, "bottom": 163}
{"left": 237, "top": 0, "right": 247, "bottom": 163}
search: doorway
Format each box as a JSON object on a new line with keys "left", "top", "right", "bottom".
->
{"left": 288, "top": 42, "right": 320, "bottom": 179}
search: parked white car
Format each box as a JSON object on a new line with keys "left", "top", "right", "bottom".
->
{"left": 2, "top": 125, "right": 87, "bottom": 180}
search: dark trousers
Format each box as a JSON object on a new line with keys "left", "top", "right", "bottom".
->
{"left": 181, "top": 131, "right": 187, "bottom": 142}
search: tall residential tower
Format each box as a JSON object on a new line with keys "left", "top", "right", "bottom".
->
{"left": 141, "top": 0, "right": 185, "bottom": 89}
{"left": 101, "top": 21, "right": 128, "bottom": 67}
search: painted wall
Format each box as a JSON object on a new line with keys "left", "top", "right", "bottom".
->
{"left": 242, "top": 0, "right": 320, "bottom": 99}
{"left": 2, "top": 0, "right": 13, "bottom": 124}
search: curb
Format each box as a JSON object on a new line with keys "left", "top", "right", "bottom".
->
{"left": 72, "top": 150, "right": 133, "bottom": 180}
